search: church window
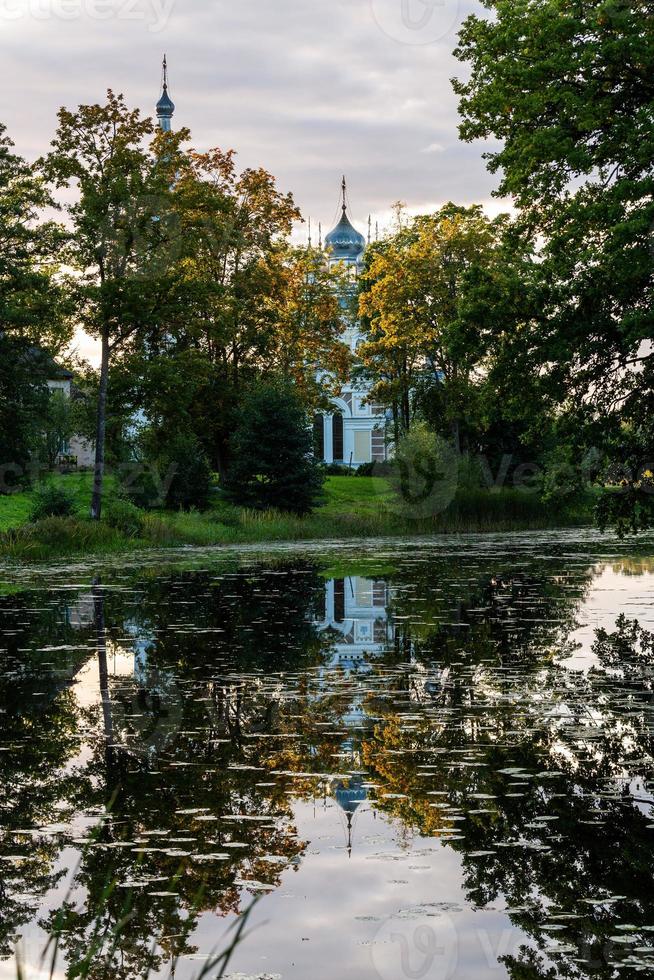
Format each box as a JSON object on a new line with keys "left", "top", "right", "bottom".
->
{"left": 333, "top": 412, "right": 344, "bottom": 461}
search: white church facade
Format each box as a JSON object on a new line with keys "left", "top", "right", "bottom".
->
{"left": 313, "top": 190, "right": 389, "bottom": 467}
{"left": 157, "top": 65, "right": 389, "bottom": 470}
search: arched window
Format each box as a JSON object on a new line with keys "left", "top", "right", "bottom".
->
{"left": 313, "top": 414, "right": 324, "bottom": 460}
{"left": 332, "top": 412, "right": 344, "bottom": 461}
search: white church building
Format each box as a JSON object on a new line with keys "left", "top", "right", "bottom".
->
{"left": 157, "top": 64, "right": 389, "bottom": 469}
{"left": 313, "top": 187, "right": 389, "bottom": 467}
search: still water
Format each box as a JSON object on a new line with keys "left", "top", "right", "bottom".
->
{"left": 1, "top": 530, "right": 654, "bottom": 980}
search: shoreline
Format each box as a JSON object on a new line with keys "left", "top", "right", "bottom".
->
{"left": 0, "top": 473, "right": 598, "bottom": 562}
{"left": 0, "top": 509, "right": 595, "bottom": 562}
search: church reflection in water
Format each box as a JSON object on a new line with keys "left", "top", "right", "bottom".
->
{"left": 314, "top": 576, "right": 394, "bottom": 671}
{"left": 313, "top": 576, "right": 393, "bottom": 853}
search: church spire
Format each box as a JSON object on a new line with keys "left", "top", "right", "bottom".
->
{"left": 341, "top": 175, "right": 347, "bottom": 215}
{"left": 156, "top": 54, "right": 175, "bottom": 132}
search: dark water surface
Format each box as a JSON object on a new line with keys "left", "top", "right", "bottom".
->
{"left": 1, "top": 530, "right": 654, "bottom": 979}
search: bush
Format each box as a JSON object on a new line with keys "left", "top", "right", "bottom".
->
{"left": 159, "top": 433, "right": 213, "bottom": 511}
{"left": 224, "top": 381, "right": 324, "bottom": 515}
{"left": 30, "top": 482, "right": 76, "bottom": 522}
{"left": 0, "top": 516, "right": 120, "bottom": 558}
{"left": 103, "top": 498, "right": 145, "bottom": 537}
{"left": 390, "top": 422, "right": 459, "bottom": 520}
{"left": 117, "top": 464, "right": 165, "bottom": 510}
{"left": 117, "top": 435, "right": 212, "bottom": 512}
{"left": 324, "top": 463, "right": 351, "bottom": 476}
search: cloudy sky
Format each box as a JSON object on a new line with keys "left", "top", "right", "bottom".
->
{"left": 2, "top": 0, "right": 503, "bottom": 361}
{"left": 2, "top": 0, "right": 504, "bottom": 224}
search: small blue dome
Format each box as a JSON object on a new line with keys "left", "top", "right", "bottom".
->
{"left": 334, "top": 777, "right": 367, "bottom": 815}
{"left": 156, "top": 85, "right": 175, "bottom": 118}
{"left": 325, "top": 210, "right": 366, "bottom": 261}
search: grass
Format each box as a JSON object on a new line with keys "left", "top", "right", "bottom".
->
{"left": 0, "top": 471, "right": 597, "bottom": 561}
{"left": 0, "top": 471, "right": 119, "bottom": 532}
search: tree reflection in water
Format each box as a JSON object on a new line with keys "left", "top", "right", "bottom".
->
{"left": 0, "top": 543, "right": 653, "bottom": 977}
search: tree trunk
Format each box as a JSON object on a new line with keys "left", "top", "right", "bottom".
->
{"left": 392, "top": 399, "right": 400, "bottom": 448}
{"left": 451, "top": 419, "right": 461, "bottom": 456}
{"left": 93, "top": 577, "right": 114, "bottom": 745}
{"left": 90, "top": 331, "right": 110, "bottom": 521}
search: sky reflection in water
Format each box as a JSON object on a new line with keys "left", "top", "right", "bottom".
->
{"left": 0, "top": 531, "right": 653, "bottom": 979}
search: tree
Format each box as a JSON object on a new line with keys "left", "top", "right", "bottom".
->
{"left": 0, "top": 337, "right": 49, "bottom": 490}
{"left": 42, "top": 92, "right": 187, "bottom": 520}
{"left": 131, "top": 151, "right": 349, "bottom": 474}
{"left": 0, "top": 122, "right": 67, "bottom": 349}
{"left": 0, "top": 122, "right": 68, "bottom": 486}
{"left": 358, "top": 204, "right": 521, "bottom": 452}
{"left": 224, "top": 380, "right": 324, "bottom": 514}
{"left": 454, "top": 0, "right": 654, "bottom": 524}
{"left": 270, "top": 244, "right": 351, "bottom": 406}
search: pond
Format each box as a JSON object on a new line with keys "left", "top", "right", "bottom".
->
{"left": 1, "top": 529, "right": 654, "bottom": 980}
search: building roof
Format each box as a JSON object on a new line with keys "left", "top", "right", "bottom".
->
{"left": 325, "top": 209, "right": 366, "bottom": 261}
{"left": 156, "top": 84, "right": 175, "bottom": 118}
{"left": 26, "top": 346, "right": 73, "bottom": 380}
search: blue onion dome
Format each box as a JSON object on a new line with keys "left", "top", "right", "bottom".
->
{"left": 156, "top": 83, "right": 175, "bottom": 119}
{"left": 334, "top": 777, "right": 367, "bottom": 815}
{"left": 325, "top": 208, "right": 366, "bottom": 261}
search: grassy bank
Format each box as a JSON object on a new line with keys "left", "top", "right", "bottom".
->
{"left": 0, "top": 472, "right": 596, "bottom": 560}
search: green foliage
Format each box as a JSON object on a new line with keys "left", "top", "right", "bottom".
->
{"left": 0, "top": 336, "right": 49, "bottom": 489}
{"left": 389, "top": 422, "right": 460, "bottom": 520}
{"left": 596, "top": 483, "right": 654, "bottom": 538}
{"left": 0, "top": 122, "right": 68, "bottom": 349}
{"left": 38, "top": 388, "right": 73, "bottom": 469}
{"left": 42, "top": 91, "right": 191, "bottom": 519}
{"left": 158, "top": 433, "right": 213, "bottom": 512}
{"left": 0, "top": 120, "right": 69, "bottom": 486}
{"left": 358, "top": 204, "right": 527, "bottom": 450}
{"left": 103, "top": 498, "right": 145, "bottom": 537}
{"left": 225, "top": 382, "right": 325, "bottom": 515}
{"left": 454, "top": 0, "right": 654, "bottom": 532}
{"left": 117, "top": 464, "right": 165, "bottom": 511}
{"left": 29, "top": 481, "right": 76, "bottom": 521}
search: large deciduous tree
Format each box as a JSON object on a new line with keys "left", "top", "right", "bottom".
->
{"left": 129, "top": 150, "right": 349, "bottom": 472}
{"left": 0, "top": 122, "right": 68, "bottom": 486}
{"left": 42, "top": 92, "right": 187, "bottom": 519}
{"left": 454, "top": 0, "right": 654, "bottom": 525}
{"left": 358, "top": 204, "right": 524, "bottom": 453}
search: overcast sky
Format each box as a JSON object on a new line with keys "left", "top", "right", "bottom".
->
{"left": 2, "top": 0, "right": 505, "bottom": 223}
{"left": 2, "top": 0, "right": 504, "bottom": 362}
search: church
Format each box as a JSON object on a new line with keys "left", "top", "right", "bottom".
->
{"left": 157, "top": 63, "right": 389, "bottom": 469}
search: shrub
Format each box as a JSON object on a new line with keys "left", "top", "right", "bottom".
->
{"left": 224, "top": 381, "right": 324, "bottom": 515}
{"left": 103, "top": 498, "right": 145, "bottom": 537}
{"left": 29, "top": 481, "right": 76, "bottom": 522}
{"left": 159, "top": 433, "right": 213, "bottom": 511}
{"left": 0, "top": 516, "right": 121, "bottom": 558}
{"left": 356, "top": 461, "right": 395, "bottom": 477}
{"left": 390, "top": 422, "right": 459, "bottom": 520}
{"left": 117, "top": 435, "right": 212, "bottom": 512}
{"left": 117, "top": 464, "right": 164, "bottom": 510}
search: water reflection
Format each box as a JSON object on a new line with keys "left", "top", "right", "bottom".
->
{"left": 0, "top": 535, "right": 653, "bottom": 978}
